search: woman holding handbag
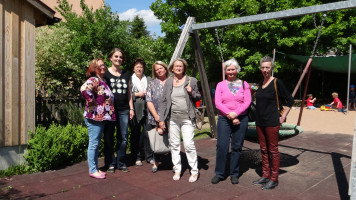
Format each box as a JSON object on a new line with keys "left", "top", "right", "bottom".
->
{"left": 253, "top": 56, "right": 294, "bottom": 190}
{"left": 159, "top": 58, "right": 201, "bottom": 183}
{"left": 211, "top": 58, "right": 251, "bottom": 185}
{"left": 146, "top": 61, "right": 169, "bottom": 173}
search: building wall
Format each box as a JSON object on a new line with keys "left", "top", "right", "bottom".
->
{"left": 0, "top": 0, "right": 54, "bottom": 169}
{"left": 41, "top": 0, "right": 104, "bottom": 20}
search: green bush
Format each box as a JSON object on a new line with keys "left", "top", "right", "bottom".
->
{"left": 25, "top": 123, "right": 88, "bottom": 172}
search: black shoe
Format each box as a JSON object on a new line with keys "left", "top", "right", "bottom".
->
{"left": 211, "top": 176, "right": 222, "bottom": 184}
{"left": 252, "top": 177, "right": 270, "bottom": 185}
{"left": 119, "top": 167, "right": 130, "bottom": 173}
{"left": 107, "top": 166, "right": 115, "bottom": 173}
{"left": 230, "top": 176, "right": 239, "bottom": 184}
{"left": 262, "top": 180, "right": 278, "bottom": 190}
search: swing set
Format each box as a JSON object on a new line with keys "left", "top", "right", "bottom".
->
{"left": 168, "top": 0, "right": 356, "bottom": 139}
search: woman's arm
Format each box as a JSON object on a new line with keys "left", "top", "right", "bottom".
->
{"left": 158, "top": 79, "right": 169, "bottom": 123}
{"left": 128, "top": 81, "right": 135, "bottom": 120}
{"left": 80, "top": 77, "right": 97, "bottom": 103}
{"left": 188, "top": 77, "right": 201, "bottom": 101}
{"left": 215, "top": 82, "right": 231, "bottom": 116}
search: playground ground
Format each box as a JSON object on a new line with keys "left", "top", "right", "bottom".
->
{"left": 0, "top": 108, "right": 354, "bottom": 200}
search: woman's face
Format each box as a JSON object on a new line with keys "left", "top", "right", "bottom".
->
{"left": 154, "top": 64, "right": 167, "bottom": 79}
{"left": 173, "top": 61, "right": 184, "bottom": 76}
{"left": 260, "top": 61, "right": 272, "bottom": 78}
{"left": 134, "top": 63, "right": 144, "bottom": 77}
{"left": 225, "top": 65, "right": 237, "bottom": 80}
{"left": 97, "top": 60, "right": 106, "bottom": 77}
{"left": 110, "top": 51, "right": 123, "bottom": 67}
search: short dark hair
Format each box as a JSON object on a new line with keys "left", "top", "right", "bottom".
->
{"left": 132, "top": 58, "right": 146, "bottom": 71}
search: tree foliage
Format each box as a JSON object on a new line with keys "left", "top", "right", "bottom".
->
{"left": 150, "top": 0, "right": 356, "bottom": 84}
{"left": 35, "top": 0, "right": 166, "bottom": 94}
{"left": 130, "top": 15, "right": 150, "bottom": 38}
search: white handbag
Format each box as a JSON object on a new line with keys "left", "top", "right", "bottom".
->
{"left": 147, "top": 126, "right": 170, "bottom": 154}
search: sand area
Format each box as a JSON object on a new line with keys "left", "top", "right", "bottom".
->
{"left": 286, "top": 107, "right": 355, "bottom": 135}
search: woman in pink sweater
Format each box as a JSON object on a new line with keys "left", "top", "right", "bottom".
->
{"left": 211, "top": 58, "right": 251, "bottom": 185}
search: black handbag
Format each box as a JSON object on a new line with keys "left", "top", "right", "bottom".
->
{"left": 242, "top": 80, "right": 256, "bottom": 122}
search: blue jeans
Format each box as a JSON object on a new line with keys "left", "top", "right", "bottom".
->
{"left": 84, "top": 118, "right": 105, "bottom": 174}
{"left": 215, "top": 115, "right": 248, "bottom": 178}
{"left": 103, "top": 109, "right": 129, "bottom": 169}
{"left": 307, "top": 106, "right": 316, "bottom": 110}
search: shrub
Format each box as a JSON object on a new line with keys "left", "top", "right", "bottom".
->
{"left": 25, "top": 123, "right": 88, "bottom": 172}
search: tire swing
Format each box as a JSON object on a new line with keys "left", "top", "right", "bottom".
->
{"left": 245, "top": 122, "right": 304, "bottom": 142}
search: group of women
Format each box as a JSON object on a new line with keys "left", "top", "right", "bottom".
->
{"left": 80, "top": 48, "right": 294, "bottom": 189}
{"left": 81, "top": 48, "right": 201, "bottom": 182}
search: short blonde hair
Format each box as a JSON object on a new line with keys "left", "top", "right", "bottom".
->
{"left": 332, "top": 92, "right": 338, "bottom": 98}
{"left": 152, "top": 61, "right": 169, "bottom": 79}
{"left": 169, "top": 58, "right": 188, "bottom": 75}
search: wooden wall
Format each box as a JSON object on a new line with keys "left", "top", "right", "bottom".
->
{"left": 0, "top": 0, "right": 38, "bottom": 147}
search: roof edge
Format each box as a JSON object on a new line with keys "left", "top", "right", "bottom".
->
{"left": 25, "top": 0, "right": 55, "bottom": 19}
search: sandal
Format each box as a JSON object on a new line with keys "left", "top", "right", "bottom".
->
{"left": 173, "top": 172, "right": 181, "bottom": 181}
{"left": 189, "top": 173, "right": 199, "bottom": 183}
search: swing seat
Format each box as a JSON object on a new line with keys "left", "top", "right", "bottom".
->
{"left": 245, "top": 122, "right": 303, "bottom": 142}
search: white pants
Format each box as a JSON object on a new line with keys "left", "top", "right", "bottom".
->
{"left": 169, "top": 119, "right": 198, "bottom": 175}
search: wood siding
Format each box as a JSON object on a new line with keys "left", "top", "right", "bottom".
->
{"left": 0, "top": 0, "right": 44, "bottom": 147}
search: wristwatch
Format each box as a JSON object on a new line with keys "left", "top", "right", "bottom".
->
{"left": 130, "top": 108, "right": 134, "bottom": 111}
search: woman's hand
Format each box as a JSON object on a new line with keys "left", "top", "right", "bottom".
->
{"left": 227, "top": 112, "right": 237, "bottom": 119}
{"left": 135, "top": 91, "right": 146, "bottom": 98}
{"left": 232, "top": 118, "right": 240, "bottom": 125}
{"left": 159, "top": 121, "right": 166, "bottom": 130}
{"left": 129, "top": 110, "right": 134, "bottom": 120}
{"left": 185, "top": 85, "right": 192, "bottom": 95}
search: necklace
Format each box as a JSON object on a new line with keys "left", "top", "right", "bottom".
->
{"left": 174, "top": 76, "right": 184, "bottom": 83}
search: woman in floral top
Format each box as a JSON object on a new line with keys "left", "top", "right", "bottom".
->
{"left": 146, "top": 61, "right": 169, "bottom": 173}
{"left": 81, "top": 58, "right": 115, "bottom": 179}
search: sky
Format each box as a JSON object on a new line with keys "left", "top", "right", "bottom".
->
{"left": 105, "top": 0, "right": 163, "bottom": 37}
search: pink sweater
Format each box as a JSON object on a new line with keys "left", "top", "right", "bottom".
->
{"left": 215, "top": 80, "right": 251, "bottom": 117}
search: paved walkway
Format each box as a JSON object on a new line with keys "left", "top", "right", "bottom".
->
{"left": 0, "top": 130, "right": 352, "bottom": 200}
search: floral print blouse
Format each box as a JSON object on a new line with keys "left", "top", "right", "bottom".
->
{"left": 80, "top": 77, "right": 116, "bottom": 121}
{"left": 146, "top": 78, "right": 165, "bottom": 125}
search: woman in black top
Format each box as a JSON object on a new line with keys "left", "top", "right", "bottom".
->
{"left": 103, "top": 48, "right": 134, "bottom": 173}
{"left": 252, "top": 56, "right": 294, "bottom": 190}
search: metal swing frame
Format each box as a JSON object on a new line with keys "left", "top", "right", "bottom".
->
{"left": 169, "top": 0, "right": 356, "bottom": 139}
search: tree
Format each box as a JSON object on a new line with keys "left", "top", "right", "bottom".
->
{"left": 130, "top": 15, "right": 150, "bottom": 38}
{"left": 150, "top": 0, "right": 356, "bottom": 85}
{"left": 36, "top": 0, "right": 162, "bottom": 94}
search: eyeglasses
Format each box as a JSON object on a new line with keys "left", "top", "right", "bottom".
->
{"left": 260, "top": 66, "right": 271, "bottom": 69}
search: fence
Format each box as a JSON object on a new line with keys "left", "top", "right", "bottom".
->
{"left": 35, "top": 88, "right": 85, "bottom": 127}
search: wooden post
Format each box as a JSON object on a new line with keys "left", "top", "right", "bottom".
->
{"left": 169, "top": 17, "right": 195, "bottom": 67}
{"left": 297, "top": 64, "right": 312, "bottom": 126}
{"left": 191, "top": 29, "right": 217, "bottom": 138}
{"left": 292, "top": 58, "right": 313, "bottom": 97}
